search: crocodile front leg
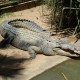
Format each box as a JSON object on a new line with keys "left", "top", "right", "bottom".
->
{"left": 27, "top": 46, "right": 40, "bottom": 59}
{"left": 0, "top": 33, "right": 14, "bottom": 48}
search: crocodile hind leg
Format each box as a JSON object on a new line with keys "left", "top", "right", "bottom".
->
{"left": 0, "top": 33, "right": 14, "bottom": 48}
{"left": 27, "top": 46, "right": 40, "bottom": 59}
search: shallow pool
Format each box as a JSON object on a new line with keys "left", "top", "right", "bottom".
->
{"left": 31, "top": 59, "right": 80, "bottom": 80}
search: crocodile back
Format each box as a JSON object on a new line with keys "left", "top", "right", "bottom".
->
{"left": 11, "top": 28, "right": 49, "bottom": 50}
{"left": 8, "top": 19, "right": 50, "bottom": 34}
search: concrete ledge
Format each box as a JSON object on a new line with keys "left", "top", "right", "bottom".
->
{"left": 10, "top": 55, "right": 69, "bottom": 80}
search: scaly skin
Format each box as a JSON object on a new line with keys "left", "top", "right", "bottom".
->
{"left": 9, "top": 19, "right": 50, "bottom": 36}
{"left": 0, "top": 19, "right": 80, "bottom": 59}
{"left": 2, "top": 19, "right": 51, "bottom": 39}
{"left": 8, "top": 19, "right": 47, "bottom": 33}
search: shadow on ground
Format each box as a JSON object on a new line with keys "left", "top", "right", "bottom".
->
{"left": 0, "top": 54, "right": 27, "bottom": 78}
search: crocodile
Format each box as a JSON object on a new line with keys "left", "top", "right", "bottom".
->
{"left": 0, "top": 19, "right": 80, "bottom": 59}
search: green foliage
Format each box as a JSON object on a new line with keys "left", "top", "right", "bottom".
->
{"left": 43, "top": 0, "right": 80, "bottom": 34}
{"left": 0, "top": 12, "right": 12, "bottom": 18}
{"left": 43, "top": 0, "right": 58, "bottom": 24}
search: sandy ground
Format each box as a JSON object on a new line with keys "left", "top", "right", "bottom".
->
{"left": 0, "top": 5, "right": 79, "bottom": 80}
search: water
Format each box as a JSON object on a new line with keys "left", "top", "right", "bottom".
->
{"left": 31, "top": 59, "right": 80, "bottom": 80}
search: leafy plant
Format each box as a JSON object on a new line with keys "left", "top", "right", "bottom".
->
{"left": 43, "top": 0, "right": 80, "bottom": 34}
{"left": 0, "top": 12, "right": 12, "bottom": 18}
